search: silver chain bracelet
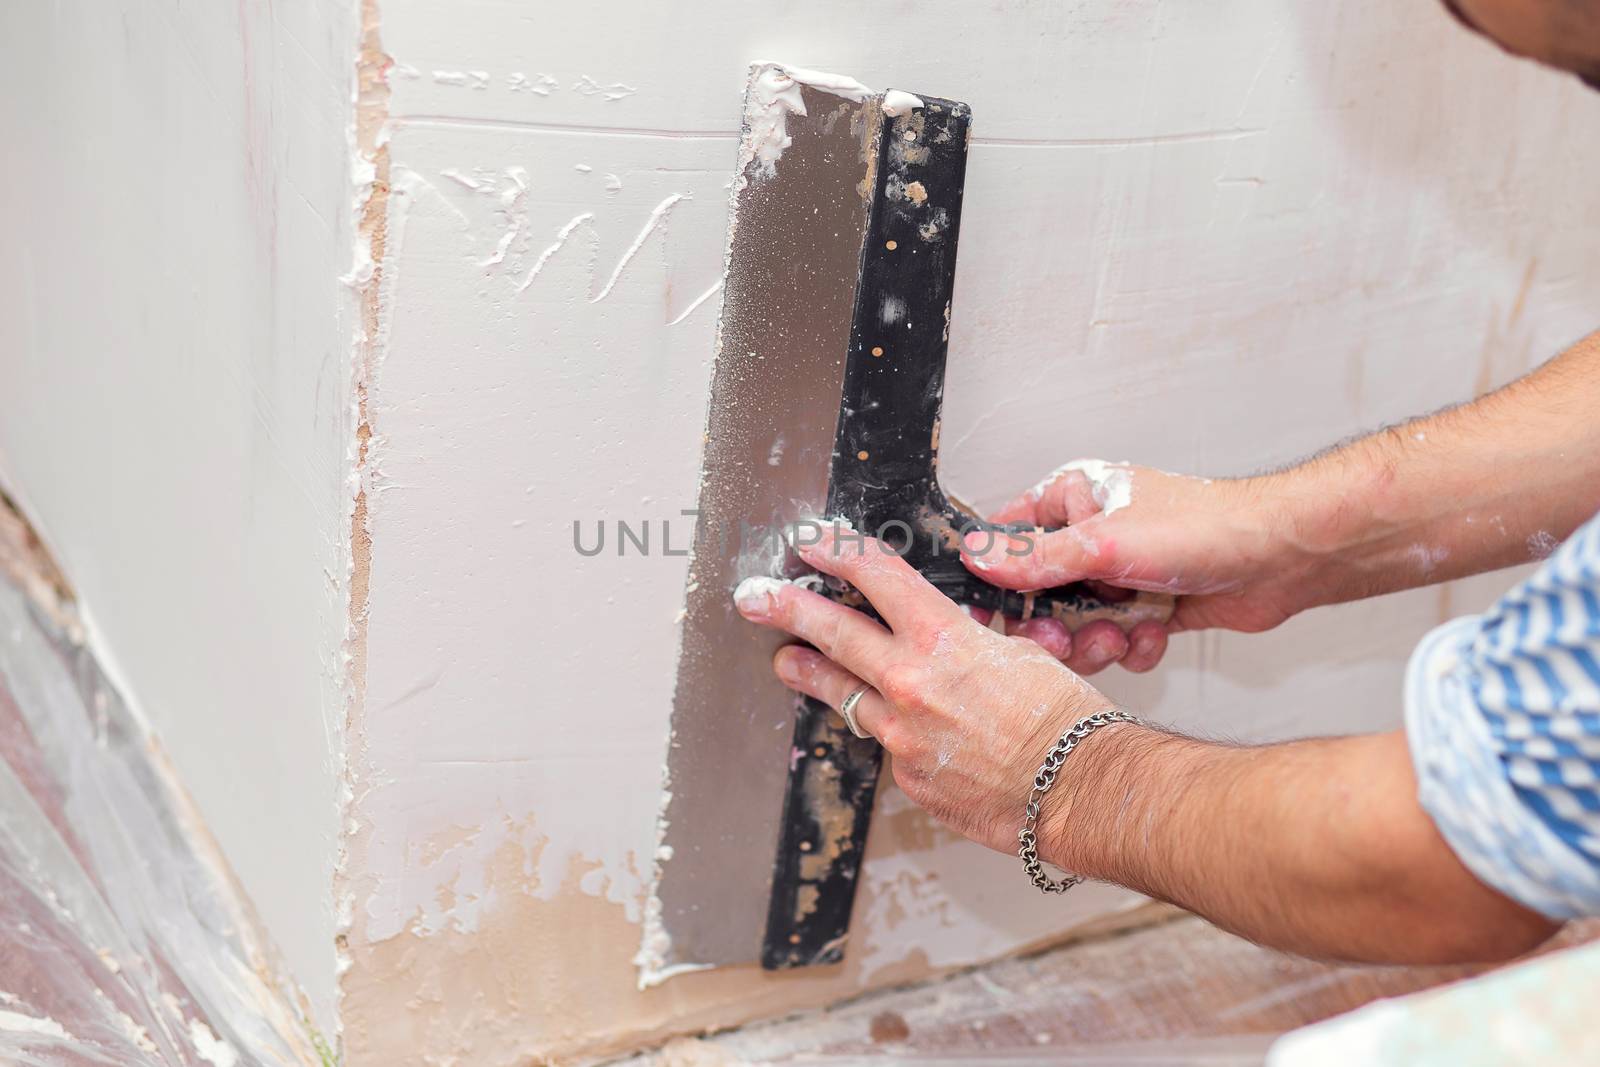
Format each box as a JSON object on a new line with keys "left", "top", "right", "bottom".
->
{"left": 1018, "top": 709, "right": 1141, "bottom": 893}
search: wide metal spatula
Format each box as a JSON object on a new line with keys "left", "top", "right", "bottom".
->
{"left": 641, "top": 62, "right": 1171, "bottom": 983}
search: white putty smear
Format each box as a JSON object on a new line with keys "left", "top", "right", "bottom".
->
{"left": 764, "top": 62, "right": 873, "bottom": 101}
{"left": 634, "top": 786, "right": 678, "bottom": 989}
{"left": 781, "top": 513, "right": 860, "bottom": 552}
{"left": 1405, "top": 542, "right": 1450, "bottom": 577}
{"left": 634, "top": 876, "right": 713, "bottom": 989}
{"left": 1528, "top": 529, "right": 1559, "bottom": 560}
{"left": 188, "top": 1018, "right": 240, "bottom": 1067}
{"left": 733, "top": 575, "right": 791, "bottom": 609}
{"left": 744, "top": 61, "right": 875, "bottom": 176}
{"left": 0, "top": 1009, "right": 72, "bottom": 1040}
{"left": 881, "top": 89, "right": 924, "bottom": 117}
{"left": 1031, "top": 459, "right": 1135, "bottom": 516}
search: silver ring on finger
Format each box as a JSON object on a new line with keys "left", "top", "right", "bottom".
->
{"left": 838, "top": 686, "right": 873, "bottom": 739}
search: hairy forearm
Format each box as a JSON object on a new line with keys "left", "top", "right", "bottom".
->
{"left": 1041, "top": 725, "right": 1558, "bottom": 963}
{"left": 1265, "top": 329, "right": 1600, "bottom": 607}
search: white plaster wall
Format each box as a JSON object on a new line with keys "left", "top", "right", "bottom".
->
{"left": 352, "top": 0, "right": 1597, "bottom": 1061}
{"left": 0, "top": 0, "right": 359, "bottom": 1031}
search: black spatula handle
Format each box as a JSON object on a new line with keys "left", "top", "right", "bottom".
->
{"left": 762, "top": 89, "right": 1168, "bottom": 972}
{"left": 824, "top": 95, "right": 1172, "bottom": 631}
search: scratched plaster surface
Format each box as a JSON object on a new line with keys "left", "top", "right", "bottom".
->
{"left": 339, "top": 1, "right": 1600, "bottom": 1062}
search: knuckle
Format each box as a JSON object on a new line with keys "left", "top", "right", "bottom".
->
{"left": 826, "top": 548, "right": 862, "bottom": 576}
{"left": 1002, "top": 540, "right": 1053, "bottom": 582}
{"left": 876, "top": 710, "right": 930, "bottom": 762}
{"left": 765, "top": 587, "right": 796, "bottom": 625}
{"left": 1036, "top": 531, "right": 1075, "bottom": 570}
{"left": 875, "top": 713, "right": 909, "bottom": 756}
{"left": 827, "top": 534, "right": 869, "bottom": 568}
{"left": 1051, "top": 530, "right": 1091, "bottom": 561}
{"left": 828, "top": 627, "right": 862, "bottom": 667}
{"left": 877, "top": 661, "right": 928, "bottom": 709}
{"left": 1076, "top": 526, "right": 1115, "bottom": 568}
{"left": 813, "top": 611, "right": 847, "bottom": 655}
{"left": 856, "top": 548, "right": 901, "bottom": 585}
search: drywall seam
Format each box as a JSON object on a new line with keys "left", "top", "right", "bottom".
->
{"left": 334, "top": 0, "right": 391, "bottom": 1038}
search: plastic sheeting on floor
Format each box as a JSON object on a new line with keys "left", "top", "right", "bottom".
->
{"left": 0, "top": 575, "right": 324, "bottom": 1067}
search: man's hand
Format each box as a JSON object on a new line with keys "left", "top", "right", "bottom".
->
{"left": 735, "top": 523, "right": 1114, "bottom": 853}
{"left": 734, "top": 525, "right": 1558, "bottom": 965}
{"left": 963, "top": 463, "right": 1318, "bottom": 675}
{"left": 962, "top": 329, "right": 1600, "bottom": 675}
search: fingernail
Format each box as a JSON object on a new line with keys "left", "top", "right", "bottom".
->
{"left": 795, "top": 518, "right": 857, "bottom": 561}
{"left": 967, "top": 532, "right": 1032, "bottom": 571}
{"left": 962, "top": 531, "right": 1001, "bottom": 568}
{"left": 789, "top": 523, "right": 822, "bottom": 557}
{"left": 773, "top": 650, "right": 800, "bottom": 683}
{"left": 733, "top": 576, "right": 784, "bottom": 618}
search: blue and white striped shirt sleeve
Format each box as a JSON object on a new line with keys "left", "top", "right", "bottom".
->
{"left": 1405, "top": 509, "right": 1600, "bottom": 919}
